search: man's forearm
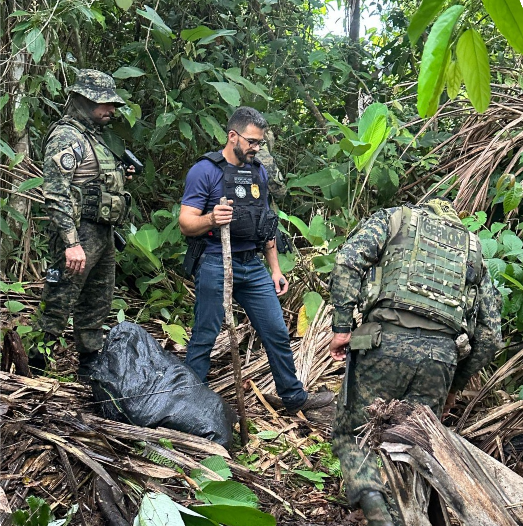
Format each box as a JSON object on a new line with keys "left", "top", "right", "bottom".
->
{"left": 264, "top": 241, "right": 280, "bottom": 272}
{"left": 180, "top": 211, "right": 216, "bottom": 237}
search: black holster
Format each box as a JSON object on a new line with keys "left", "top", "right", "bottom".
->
{"left": 182, "top": 237, "right": 207, "bottom": 277}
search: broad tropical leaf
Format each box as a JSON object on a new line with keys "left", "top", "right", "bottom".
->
{"left": 417, "top": 5, "right": 464, "bottom": 117}
{"left": 446, "top": 60, "right": 462, "bottom": 99}
{"left": 206, "top": 82, "right": 241, "bottom": 107}
{"left": 408, "top": 0, "right": 446, "bottom": 44}
{"left": 456, "top": 29, "right": 491, "bottom": 113}
{"left": 482, "top": 0, "right": 523, "bottom": 55}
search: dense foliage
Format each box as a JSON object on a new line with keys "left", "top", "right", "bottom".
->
{"left": 1, "top": 0, "right": 522, "bottom": 339}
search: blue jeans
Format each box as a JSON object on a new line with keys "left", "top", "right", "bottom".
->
{"left": 185, "top": 253, "right": 307, "bottom": 410}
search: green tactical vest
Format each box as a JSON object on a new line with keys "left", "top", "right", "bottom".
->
{"left": 51, "top": 116, "right": 131, "bottom": 227}
{"left": 360, "top": 205, "right": 483, "bottom": 335}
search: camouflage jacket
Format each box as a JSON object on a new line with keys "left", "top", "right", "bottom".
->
{"left": 330, "top": 207, "right": 502, "bottom": 391}
{"left": 256, "top": 147, "right": 287, "bottom": 200}
{"left": 42, "top": 112, "right": 108, "bottom": 247}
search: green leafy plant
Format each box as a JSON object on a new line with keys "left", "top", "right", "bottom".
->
{"left": 12, "top": 496, "right": 77, "bottom": 526}
{"left": 462, "top": 212, "right": 523, "bottom": 332}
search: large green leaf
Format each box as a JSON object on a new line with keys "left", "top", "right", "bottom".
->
{"left": 206, "top": 82, "right": 241, "bottom": 107}
{"left": 303, "top": 291, "right": 323, "bottom": 322}
{"left": 0, "top": 139, "right": 16, "bottom": 159}
{"left": 196, "top": 481, "right": 258, "bottom": 508}
{"left": 339, "top": 138, "right": 371, "bottom": 156}
{"left": 426, "top": 50, "right": 450, "bottom": 117}
{"left": 162, "top": 323, "right": 188, "bottom": 345}
{"left": 181, "top": 58, "right": 213, "bottom": 74}
{"left": 5, "top": 301, "right": 25, "bottom": 313}
{"left": 13, "top": 100, "right": 29, "bottom": 133}
{"left": 417, "top": 5, "right": 464, "bottom": 117}
{"left": 113, "top": 66, "right": 145, "bottom": 79}
{"left": 0, "top": 93, "right": 9, "bottom": 111}
{"left": 287, "top": 168, "right": 339, "bottom": 189}
{"left": 357, "top": 103, "right": 388, "bottom": 138}
{"left": 200, "top": 456, "right": 232, "bottom": 480}
{"left": 408, "top": 0, "right": 446, "bottom": 44}
{"left": 25, "top": 28, "right": 45, "bottom": 63}
{"left": 323, "top": 112, "right": 358, "bottom": 141}
{"left": 136, "top": 6, "right": 172, "bottom": 34}
{"left": 199, "top": 29, "right": 237, "bottom": 45}
{"left": 482, "top": 0, "right": 523, "bottom": 55}
{"left": 446, "top": 60, "right": 462, "bottom": 99}
{"left": 190, "top": 505, "right": 276, "bottom": 526}
{"left": 456, "top": 29, "right": 491, "bottom": 113}
{"left": 480, "top": 238, "right": 498, "bottom": 259}
{"left": 224, "top": 68, "right": 270, "bottom": 100}
{"left": 181, "top": 25, "right": 216, "bottom": 42}
{"left": 17, "top": 177, "right": 43, "bottom": 193}
{"left": 200, "top": 115, "right": 227, "bottom": 144}
{"left": 135, "top": 225, "right": 161, "bottom": 251}
{"left": 115, "top": 0, "right": 133, "bottom": 11}
{"left": 354, "top": 114, "right": 387, "bottom": 171}
{"left": 502, "top": 184, "right": 523, "bottom": 213}
{"left": 133, "top": 493, "right": 185, "bottom": 526}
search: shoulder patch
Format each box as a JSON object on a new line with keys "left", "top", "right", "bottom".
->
{"left": 51, "top": 145, "right": 78, "bottom": 174}
{"left": 60, "top": 153, "right": 76, "bottom": 170}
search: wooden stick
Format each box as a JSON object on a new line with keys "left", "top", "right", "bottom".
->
{"left": 220, "top": 196, "right": 249, "bottom": 446}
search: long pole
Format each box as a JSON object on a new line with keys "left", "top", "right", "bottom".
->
{"left": 220, "top": 197, "right": 249, "bottom": 446}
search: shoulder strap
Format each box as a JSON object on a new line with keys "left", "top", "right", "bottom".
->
{"left": 198, "top": 151, "right": 228, "bottom": 170}
{"left": 197, "top": 151, "right": 262, "bottom": 169}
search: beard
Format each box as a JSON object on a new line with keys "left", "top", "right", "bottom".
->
{"left": 233, "top": 142, "right": 255, "bottom": 165}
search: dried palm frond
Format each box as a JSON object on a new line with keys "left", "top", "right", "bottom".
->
{"left": 401, "top": 90, "right": 523, "bottom": 213}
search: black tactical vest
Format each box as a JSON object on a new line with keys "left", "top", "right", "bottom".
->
{"left": 199, "top": 152, "right": 277, "bottom": 244}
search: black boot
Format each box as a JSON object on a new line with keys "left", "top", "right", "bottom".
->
{"left": 77, "top": 351, "right": 100, "bottom": 382}
{"left": 359, "top": 490, "right": 395, "bottom": 526}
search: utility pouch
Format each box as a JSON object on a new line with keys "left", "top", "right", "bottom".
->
{"left": 182, "top": 237, "right": 207, "bottom": 278}
{"left": 350, "top": 322, "right": 382, "bottom": 351}
{"left": 276, "top": 230, "right": 293, "bottom": 254}
{"left": 257, "top": 208, "right": 279, "bottom": 243}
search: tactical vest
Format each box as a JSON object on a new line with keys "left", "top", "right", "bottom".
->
{"left": 199, "top": 152, "right": 278, "bottom": 245}
{"left": 47, "top": 116, "right": 131, "bottom": 227}
{"left": 360, "top": 205, "right": 483, "bottom": 335}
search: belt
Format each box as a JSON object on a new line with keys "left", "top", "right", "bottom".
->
{"left": 379, "top": 321, "right": 455, "bottom": 339}
{"left": 232, "top": 249, "right": 257, "bottom": 263}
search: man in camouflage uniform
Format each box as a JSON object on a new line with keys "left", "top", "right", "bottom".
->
{"left": 328, "top": 198, "right": 501, "bottom": 526}
{"left": 255, "top": 129, "right": 287, "bottom": 201}
{"left": 36, "top": 69, "right": 132, "bottom": 377}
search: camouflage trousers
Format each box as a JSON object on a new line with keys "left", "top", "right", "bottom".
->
{"left": 332, "top": 331, "right": 457, "bottom": 505}
{"left": 38, "top": 220, "right": 115, "bottom": 355}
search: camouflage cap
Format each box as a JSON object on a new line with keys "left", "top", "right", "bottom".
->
{"left": 67, "top": 69, "right": 125, "bottom": 107}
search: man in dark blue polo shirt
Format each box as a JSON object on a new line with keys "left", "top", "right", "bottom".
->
{"left": 180, "top": 106, "right": 333, "bottom": 414}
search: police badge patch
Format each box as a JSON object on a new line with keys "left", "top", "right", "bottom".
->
{"left": 251, "top": 184, "right": 260, "bottom": 199}
{"left": 235, "top": 185, "right": 247, "bottom": 198}
{"left": 60, "top": 153, "right": 76, "bottom": 170}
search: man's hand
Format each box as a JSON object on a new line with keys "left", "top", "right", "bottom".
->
{"left": 273, "top": 274, "right": 288, "bottom": 296}
{"left": 330, "top": 332, "right": 351, "bottom": 361}
{"left": 211, "top": 200, "right": 233, "bottom": 226}
{"left": 125, "top": 165, "right": 135, "bottom": 181}
{"left": 65, "top": 245, "right": 86, "bottom": 274}
{"left": 442, "top": 391, "right": 457, "bottom": 420}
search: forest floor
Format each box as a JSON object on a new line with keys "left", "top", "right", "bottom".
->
{"left": 2, "top": 285, "right": 522, "bottom": 526}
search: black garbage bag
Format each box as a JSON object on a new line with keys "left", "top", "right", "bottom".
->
{"left": 90, "top": 321, "right": 236, "bottom": 449}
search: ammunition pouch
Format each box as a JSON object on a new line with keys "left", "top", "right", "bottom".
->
{"left": 80, "top": 183, "right": 131, "bottom": 227}
{"left": 182, "top": 237, "right": 207, "bottom": 278}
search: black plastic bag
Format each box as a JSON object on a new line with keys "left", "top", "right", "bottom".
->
{"left": 90, "top": 321, "right": 236, "bottom": 449}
